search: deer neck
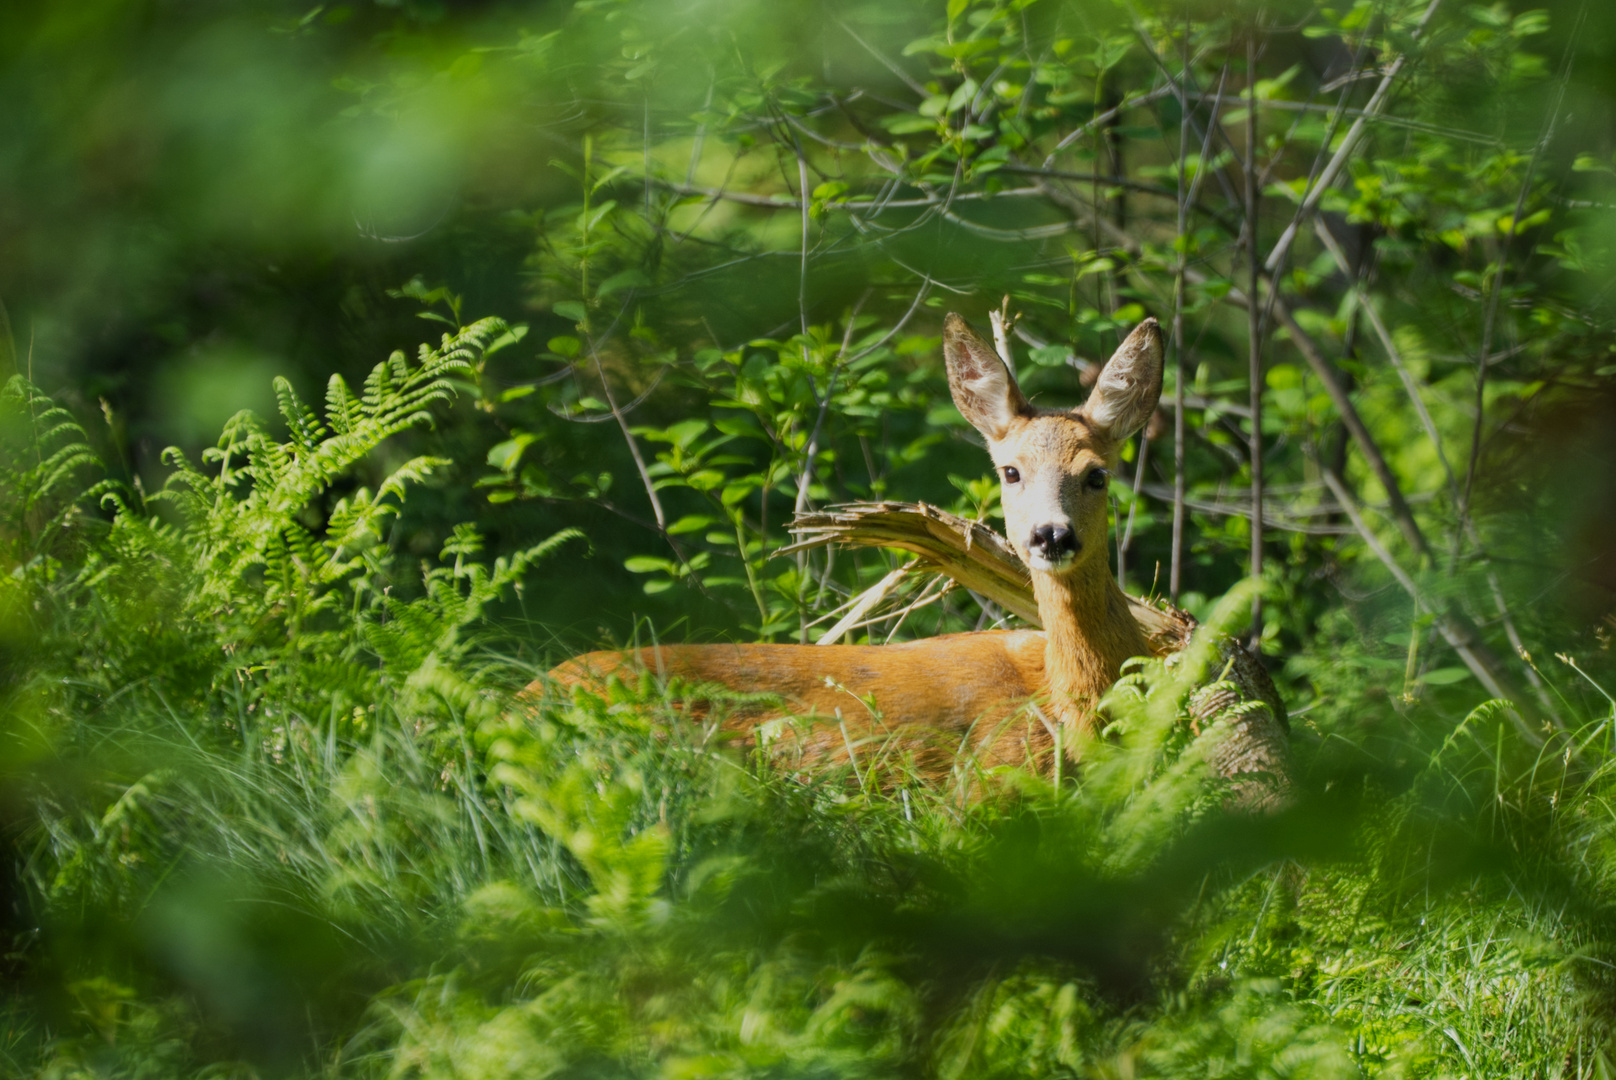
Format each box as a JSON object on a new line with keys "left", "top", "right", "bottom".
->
{"left": 1031, "top": 560, "right": 1150, "bottom": 729}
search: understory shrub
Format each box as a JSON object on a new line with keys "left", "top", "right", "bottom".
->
{"left": 4, "top": 332, "right": 1616, "bottom": 1078}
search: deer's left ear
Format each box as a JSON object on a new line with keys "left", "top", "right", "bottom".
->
{"left": 1081, "top": 317, "right": 1164, "bottom": 442}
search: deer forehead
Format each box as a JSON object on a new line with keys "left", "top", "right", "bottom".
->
{"left": 991, "top": 412, "right": 1112, "bottom": 475}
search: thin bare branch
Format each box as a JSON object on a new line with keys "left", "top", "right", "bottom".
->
{"left": 683, "top": 74, "right": 715, "bottom": 187}
{"left": 1040, "top": 86, "right": 1175, "bottom": 169}
{"left": 834, "top": 17, "right": 928, "bottom": 97}
{"left": 796, "top": 296, "right": 868, "bottom": 519}
{"left": 1461, "top": 0, "right": 1585, "bottom": 526}
{"left": 1263, "top": 0, "right": 1444, "bottom": 273}
{"left": 1319, "top": 468, "right": 1537, "bottom": 733}
{"left": 816, "top": 560, "right": 916, "bottom": 645}
{"left": 1182, "top": 91, "right": 1501, "bottom": 147}
{"left": 586, "top": 333, "right": 666, "bottom": 532}
{"left": 1246, "top": 27, "right": 1265, "bottom": 645}
{"left": 1141, "top": 482, "right": 1355, "bottom": 535}
{"left": 1313, "top": 218, "right": 1456, "bottom": 492}
{"left": 1172, "top": 61, "right": 1229, "bottom": 601}
{"left": 997, "top": 164, "right": 1185, "bottom": 203}
{"left": 658, "top": 180, "right": 1047, "bottom": 210}
{"left": 988, "top": 298, "right": 1017, "bottom": 377}
{"left": 548, "top": 366, "right": 667, "bottom": 423}
{"left": 1170, "top": 27, "right": 1191, "bottom": 602}
{"left": 1261, "top": 292, "right": 1431, "bottom": 561}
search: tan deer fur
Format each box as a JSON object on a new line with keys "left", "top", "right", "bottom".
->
{"left": 541, "top": 314, "right": 1167, "bottom": 776}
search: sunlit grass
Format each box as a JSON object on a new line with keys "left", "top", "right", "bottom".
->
{"left": 12, "top": 600, "right": 1616, "bottom": 1077}
{"left": 5, "top": 321, "right": 1616, "bottom": 1076}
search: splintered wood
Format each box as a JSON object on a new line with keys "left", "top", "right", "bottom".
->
{"left": 784, "top": 501, "right": 1291, "bottom": 806}
{"left": 783, "top": 501, "right": 1192, "bottom": 654}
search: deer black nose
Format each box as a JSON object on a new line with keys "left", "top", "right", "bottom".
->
{"left": 1028, "top": 524, "right": 1077, "bottom": 559}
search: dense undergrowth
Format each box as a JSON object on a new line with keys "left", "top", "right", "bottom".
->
{"left": 7, "top": 0, "right": 1616, "bottom": 1075}
{"left": 4, "top": 329, "right": 1616, "bottom": 1080}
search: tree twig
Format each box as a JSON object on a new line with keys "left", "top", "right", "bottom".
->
{"left": 834, "top": 17, "right": 928, "bottom": 97}
{"left": 586, "top": 333, "right": 665, "bottom": 532}
{"left": 1262, "top": 0, "right": 1444, "bottom": 273}
{"left": 816, "top": 560, "right": 917, "bottom": 645}
{"left": 1246, "top": 26, "right": 1265, "bottom": 646}
{"left": 1460, "top": 0, "right": 1585, "bottom": 527}
{"left": 988, "top": 297, "right": 1017, "bottom": 377}
{"left": 1319, "top": 468, "right": 1537, "bottom": 735}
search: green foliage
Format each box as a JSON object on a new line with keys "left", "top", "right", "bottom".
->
{"left": 6, "top": 0, "right": 1616, "bottom": 1077}
{"left": 7, "top": 358, "right": 1616, "bottom": 1075}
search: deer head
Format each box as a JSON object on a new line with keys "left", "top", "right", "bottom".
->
{"left": 943, "top": 313, "right": 1163, "bottom": 577}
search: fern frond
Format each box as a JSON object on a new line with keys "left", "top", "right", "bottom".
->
{"left": 204, "top": 410, "right": 272, "bottom": 487}
{"left": 275, "top": 377, "right": 327, "bottom": 454}
{"left": 4, "top": 376, "right": 90, "bottom": 447}
{"left": 364, "top": 350, "right": 405, "bottom": 408}
{"left": 32, "top": 443, "right": 102, "bottom": 505}
{"left": 377, "top": 456, "right": 451, "bottom": 505}
{"left": 325, "top": 374, "right": 362, "bottom": 436}
{"left": 1, "top": 376, "right": 106, "bottom": 552}
{"left": 511, "top": 527, "right": 585, "bottom": 570}
{"left": 149, "top": 448, "right": 217, "bottom": 527}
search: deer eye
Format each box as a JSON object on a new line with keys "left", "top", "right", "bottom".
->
{"left": 1085, "top": 468, "right": 1109, "bottom": 490}
{"left": 1001, "top": 466, "right": 1021, "bottom": 484}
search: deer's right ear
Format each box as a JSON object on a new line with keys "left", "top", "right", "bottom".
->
{"left": 944, "top": 313, "right": 1031, "bottom": 442}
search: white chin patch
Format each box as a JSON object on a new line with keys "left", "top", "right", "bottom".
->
{"left": 1025, "top": 552, "right": 1077, "bottom": 573}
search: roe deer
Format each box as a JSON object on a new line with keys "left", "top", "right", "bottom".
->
{"left": 542, "top": 314, "right": 1167, "bottom": 774}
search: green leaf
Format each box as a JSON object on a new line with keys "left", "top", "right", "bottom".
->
{"left": 936, "top": 37, "right": 998, "bottom": 61}
{"left": 486, "top": 434, "right": 535, "bottom": 472}
{"left": 883, "top": 114, "right": 938, "bottom": 135}
{"left": 578, "top": 199, "right": 617, "bottom": 234}
{"left": 947, "top": 78, "right": 979, "bottom": 114}
{"left": 901, "top": 33, "right": 947, "bottom": 56}
{"left": 598, "top": 269, "right": 650, "bottom": 297}
{"left": 667, "top": 515, "right": 715, "bottom": 536}
{"left": 713, "top": 414, "right": 762, "bottom": 438}
{"left": 667, "top": 419, "right": 708, "bottom": 448}
{"left": 483, "top": 324, "right": 529, "bottom": 358}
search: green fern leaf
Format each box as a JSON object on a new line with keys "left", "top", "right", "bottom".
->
{"left": 274, "top": 376, "right": 327, "bottom": 454}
